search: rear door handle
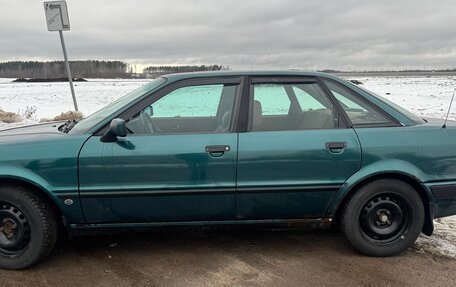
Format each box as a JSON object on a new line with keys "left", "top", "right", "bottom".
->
{"left": 205, "top": 145, "right": 230, "bottom": 157}
{"left": 325, "top": 142, "right": 347, "bottom": 152}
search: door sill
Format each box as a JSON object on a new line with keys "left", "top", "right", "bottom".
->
{"left": 69, "top": 218, "right": 332, "bottom": 236}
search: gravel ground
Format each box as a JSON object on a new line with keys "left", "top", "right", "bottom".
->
{"left": 0, "top": 228, "right": 455, "bottom": 287}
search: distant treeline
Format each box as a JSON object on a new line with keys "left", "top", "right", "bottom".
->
{"left": 143, "top": 65, "right": 224, "bottom": 74}
{"left": 0, "top": 61, "right": 227, "bottom": 78}
{"left": 0, "top": 61, "right": 128, "bottom": 78}
{"left": 13, "top": 77, "right": 87, "bottom": 83}
{"left": 321, "top": 68, "right": 456, "bottom": 73}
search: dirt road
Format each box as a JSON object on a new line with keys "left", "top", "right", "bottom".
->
{"left": 0, "top": 228, "right": 455, "bottom": 287}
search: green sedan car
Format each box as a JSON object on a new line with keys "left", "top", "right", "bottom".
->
{"left": 0, "top": 71, "right": 455, "bottom": 269}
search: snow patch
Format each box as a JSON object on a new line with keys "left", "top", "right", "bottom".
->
{"left": 416, "top": 216, "right": 456, "bottom": 258}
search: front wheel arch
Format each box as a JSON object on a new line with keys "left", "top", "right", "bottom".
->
{"left": 0, "top": 179, "right": 63, "bottom": 223}
{"left": 332, "top": 173, "right": 433, "bottom": 236}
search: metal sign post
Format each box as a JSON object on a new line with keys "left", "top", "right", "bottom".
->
{"left": 44, "top": 1, "right": 78, "bottom": 111}
{"left": 58, "top": 30, "right": 78, "bottom": 111}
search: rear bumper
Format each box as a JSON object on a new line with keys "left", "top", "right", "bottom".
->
{"left": 429, "top": 184, "right": 456, "bottom": 218}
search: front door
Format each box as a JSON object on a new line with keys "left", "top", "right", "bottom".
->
{"left": 236, "top": 77, "right": 362, "bottom": 219}
{"left": 79, "top": 78, "right": 241, "bottom": 223}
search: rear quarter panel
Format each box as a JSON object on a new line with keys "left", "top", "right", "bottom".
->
{"left": 328, "top": 124, "right": 456, "bottom": 217}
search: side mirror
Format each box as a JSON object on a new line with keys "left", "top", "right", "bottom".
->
{"left": 100, "top": 118, "right": 127, "bottom": 142}
{"left": 144, "top": 106, "right": 154, "bottom": 116}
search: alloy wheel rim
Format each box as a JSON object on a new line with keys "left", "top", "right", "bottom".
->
{"left": 0, "top": 202, "right": 31, "bottom": 255}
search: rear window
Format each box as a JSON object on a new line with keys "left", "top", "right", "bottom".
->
{"left": 323, "top": 80, "right": 392, "bottom": 126}
{"left": 356, "top": 85, "right": 426, "bottom": 124}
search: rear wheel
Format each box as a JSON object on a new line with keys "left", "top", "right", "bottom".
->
{"left": 0, "top": 185, "right": 57, "bottom": 269}
{"left": 341, "top": 179, "right": 424, "bottom": 256}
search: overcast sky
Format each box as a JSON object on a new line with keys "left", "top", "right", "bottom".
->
{"left": 0, "top": 0, "right": 455, "bottom": 71}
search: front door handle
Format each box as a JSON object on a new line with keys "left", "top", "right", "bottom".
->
{"left": 205, "top": 145, "right": 230, "bottom": 157}
{"left": 325, "top": 142, "right": 347, "bottom": 153}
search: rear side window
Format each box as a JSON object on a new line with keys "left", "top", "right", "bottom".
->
{"left": 252, "top": 82, "right": 336, "bottom": 131}
{"left": 293, "top": 84, "right": 331, "bottom": 111}
{"left": 254, "top": 84, "right": 291, "bottom": 115}
{"left": 323, "top": 80, "right": 391, "bottom": 126}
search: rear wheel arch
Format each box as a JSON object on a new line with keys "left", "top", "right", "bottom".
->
{"left": 333, "top": 173, "right": 433, "bottom": 235}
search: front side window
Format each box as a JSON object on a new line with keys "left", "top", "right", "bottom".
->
{"left": 126, "top": 84, "right": 238, "bottom": 134}
{"left": 323, "top": 80, "right": 391, "bottom": 126}
{"left": 252, "top": 82, "right": 336, "bottom": 131}
{"left": 70, "top": 77, "right": 167, "bottom": 134}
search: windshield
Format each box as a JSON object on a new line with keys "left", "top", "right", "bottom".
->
{"left": 69, "top": 77, "right": 167, "bottom": 134}
{"left": 356, "top": 84, "right": 426, "bottom": 124}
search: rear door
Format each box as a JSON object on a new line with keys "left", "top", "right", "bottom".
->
{"left": 236, "top": 77, "right": 361, "bottom": 219}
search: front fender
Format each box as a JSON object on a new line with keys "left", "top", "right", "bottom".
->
{"left": 0, "top": 165, "right": 85, "bottom": 223}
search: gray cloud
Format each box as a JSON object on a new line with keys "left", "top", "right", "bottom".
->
{"left": 0, "top": 0, "right": 455, "bottom": 70}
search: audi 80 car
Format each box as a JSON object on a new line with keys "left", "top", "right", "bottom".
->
{"left": 0, "top": 71, "right": 455, "bottom": 269}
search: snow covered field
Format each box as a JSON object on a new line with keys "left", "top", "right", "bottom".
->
{"left": 0, "top": 78, "right": 149, "bottom": 127}
{"left": 350, "top": 76, "right": 456, "bottom": 121}
{"left": 2, "top": 75, "right": 456, "bottom": 124}
{"left": 0, "top": 75, "right": 455, "bottom": 258}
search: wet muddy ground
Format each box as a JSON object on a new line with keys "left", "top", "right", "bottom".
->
{"left": 1, "top": 228, "right": 455, "bottom": 287}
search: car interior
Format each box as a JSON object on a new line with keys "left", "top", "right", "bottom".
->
{"left": 252, "top": 83, "right": 337, "bottom": 131}
{"left": 125, "top": 82, "right": 341, "bottom": 134}
{"left": 125, "top": 84, "right": 237, "bottom": 135}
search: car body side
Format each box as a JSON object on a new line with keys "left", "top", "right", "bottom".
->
{"left": 1, "top": 72, "right": 456, "bottom": 235}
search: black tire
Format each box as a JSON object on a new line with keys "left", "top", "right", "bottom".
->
{"left": 0, "top": 185, "right": 57, "bottom": 269}
{"left": 340, "top": 179, "right": 424, "bottom": 256}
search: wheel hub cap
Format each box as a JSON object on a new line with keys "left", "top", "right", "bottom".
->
{"left": 0, "top": 203, "right": 30, "bottom": 254}
{"left": 1, "top": 218, "right": 18, "bottom": 239}
{"left": 378, "top": 213, "right": 389, "bottom": 224}
{"left": 359, "top": 194, "right": 410, "bottom": 243}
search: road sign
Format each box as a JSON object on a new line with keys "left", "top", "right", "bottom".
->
{"left": 43, "top": 1, "right": 78, "bottom": 111}
{"left": 44, "top": 1, "right": 70, "bottom": 31}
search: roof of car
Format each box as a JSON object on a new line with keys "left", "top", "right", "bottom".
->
{"left": 162, "top": 70, "right": 338, "bottom": 82}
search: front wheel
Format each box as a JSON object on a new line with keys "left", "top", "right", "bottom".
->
{"left": 340, "top": 179, "right": 424, "bottom": 256}
{"left": 0, "top": 185, "right": 57, "bottom": 269}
